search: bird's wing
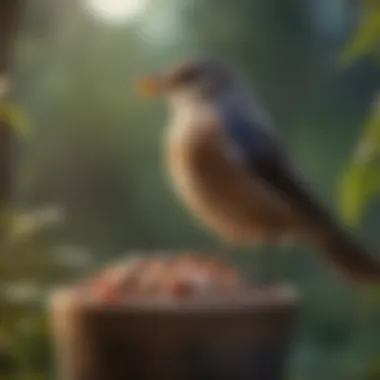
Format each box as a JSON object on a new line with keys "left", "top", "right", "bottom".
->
{"left": 219, "top": 104, "right": 380, "bottom": 283}
{"left": 218, "top": 104, "right": 332, "bottom": 228}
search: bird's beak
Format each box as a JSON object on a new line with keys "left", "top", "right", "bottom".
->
{"left": 137, "top": 74, "right": 167, "bottom": 99}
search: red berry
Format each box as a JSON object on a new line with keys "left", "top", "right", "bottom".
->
{"left": 169, "top": 280, "right": 194, "bottom": 298}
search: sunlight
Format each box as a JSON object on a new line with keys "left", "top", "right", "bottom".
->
{"left": 84, "top": 0, "right": 147, "bottom": 23}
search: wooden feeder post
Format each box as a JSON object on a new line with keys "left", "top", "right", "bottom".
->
{"left": 51, "top": 284, "right": 298, "bottom": 380}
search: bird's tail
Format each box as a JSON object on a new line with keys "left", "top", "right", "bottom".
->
{"left": 308, "top": 224, "right": 380, "bottom": 283}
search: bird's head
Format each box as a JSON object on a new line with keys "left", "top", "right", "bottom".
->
{"left": 138, "top": 59, "right": 239, "bottom": 107}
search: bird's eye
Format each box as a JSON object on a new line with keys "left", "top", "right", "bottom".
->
{"left": 181, "top": 68, "right": 198, "bottom": 82}
{"left": 176, "top": 66, "right": 200, "bottom": 85}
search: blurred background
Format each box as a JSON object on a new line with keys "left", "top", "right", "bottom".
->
{"left": 0, "top": 0, "right": 380, "bottom": 379}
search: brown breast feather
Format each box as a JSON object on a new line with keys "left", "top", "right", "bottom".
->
{"left": 166, "top": 120, "right": 302, "bottom": 244}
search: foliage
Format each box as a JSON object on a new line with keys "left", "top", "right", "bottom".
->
{"left": 340, "top": 1, "right": 380, "bottom": 66}
{"left": 338, "top": 0, "right": 380, "bottom": 226}
{"left": 337, "top": 5, "right": 380, "bottom": 379}
{"left": 338, "top": 97, "right": 380, "bottom": 225}
{"left": 0, "top": 101, "right": 29, "bottom": 136}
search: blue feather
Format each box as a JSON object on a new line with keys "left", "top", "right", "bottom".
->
{"left": 216, "top": 101, "right": 270, "bottom": 160}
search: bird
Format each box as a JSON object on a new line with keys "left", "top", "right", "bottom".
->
{"left": 138, "top": 58, "right": 380, "bottom": 284}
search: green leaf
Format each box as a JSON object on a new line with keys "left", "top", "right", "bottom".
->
{"left": 359, "top": 97, "right": 380, "bottom": 154}
{"left": 0, "top": 101, "right": 29, "bottom": 136}
{"left": 338, "top": 160, "right": 380, "bottom": 225}
{"left": 340, "top": 4, "right": 380, "bottom": 66}
{"left": 338, "top": 161, "right": 370, "bottom": 225}
{"left": 338, "top": 94, "right": 380, "bottom": 225}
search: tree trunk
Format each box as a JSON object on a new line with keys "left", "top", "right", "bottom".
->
{"left": 0, "top": 0, "right": 23, "bottom": 81}
{"left": 0, "top": 0, "right": 24, "bottom": 234}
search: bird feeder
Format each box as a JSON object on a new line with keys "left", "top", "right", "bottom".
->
{"left": 50, "top": 252, "right": 299, "bottom": 380}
